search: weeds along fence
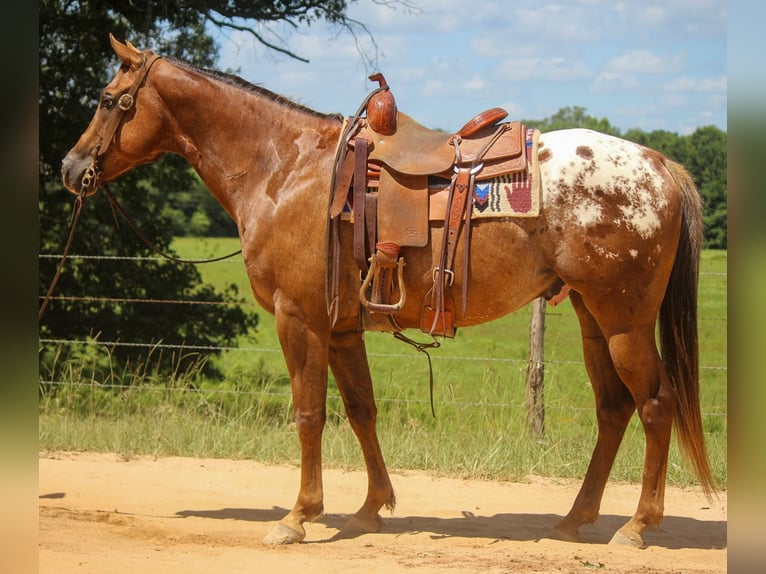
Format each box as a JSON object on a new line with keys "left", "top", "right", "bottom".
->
{"left": 39, "top": 253, "right": 728, "bottom": 429}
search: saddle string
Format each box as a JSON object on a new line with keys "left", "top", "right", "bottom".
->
{"left": 392, "top": 331, "right": 441, "bottom": 418}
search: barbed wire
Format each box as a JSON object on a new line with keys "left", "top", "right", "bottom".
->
{"left": 38, "top": 337, "right": 728, "bottom": 371}
{"left": 37, "top": 379, "right": 728, "bottom": 417}
{"left": 38, "top": 252, "right": 729, "bottom": 277}
{"left": 37, "top": 252, "right": 728, "bottom": 321}
{"left": 37, "top": 250, "right": 727, "bottom": 419}
{"left": 38, "top": 295, "right": 255, "bottom": 307}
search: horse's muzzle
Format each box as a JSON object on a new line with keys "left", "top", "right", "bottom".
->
{"left": 61, "top": 153, "right": 101, "bottom": 196}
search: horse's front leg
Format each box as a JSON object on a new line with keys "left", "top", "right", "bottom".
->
{"left": 329, "top": 329, "right": 396, "bottom": 535}
{"left": 263, "top": 306, "right": 330, "bottom": 545}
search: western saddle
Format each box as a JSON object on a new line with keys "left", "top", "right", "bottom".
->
{"left": 328, "top": 74, "right": 531, "bottom": 338}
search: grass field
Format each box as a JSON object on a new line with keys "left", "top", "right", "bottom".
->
{"left": 39, "top": 239, "right": 727, "bottom": 488}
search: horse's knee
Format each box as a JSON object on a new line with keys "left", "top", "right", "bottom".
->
{"left": 294, "top": 408, "right": 326, "bottom": 437}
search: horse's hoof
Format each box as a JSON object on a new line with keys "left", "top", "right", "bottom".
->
{"left": 609, "top": 529, "right": 644, "bottom": 548}
{"left": 343, "top": 513, "right": 383, "bottom": 535}
{"left": 263, "top": 522, "right": 306, "bottom": 545}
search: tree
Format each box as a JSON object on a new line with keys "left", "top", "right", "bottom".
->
{"left": 524, "top": 106, "right": 621, "bottom": 136}
{"left": 688, "top": 126, "right": 727, "bottom": 249}
{"left": 39, "top": 0, "right": 377, "bottom": 380}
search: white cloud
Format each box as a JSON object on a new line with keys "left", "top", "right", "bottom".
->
{"left": 614, "top": 0, "right": 726, "bottom": 38}
{"left": 662, "top": 75, "right": 727, "bottom": 93}
{"left": 495, "top": 56, "right": 593, "bottom": 82}
{"left": 592, "top": 71, "right": 640, "bottom": 92}
{"left": 605, "top": 50, "right": 686, "bottom": 75}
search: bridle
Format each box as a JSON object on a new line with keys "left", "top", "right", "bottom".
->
{"left": 41, "top": 51, "right": 240, "bottom": 321}
{"left": 40, "top": 52, "right": 162, "bottom": 321}
{"left": 80, "top": 52, "right": 162, "bottom": 196}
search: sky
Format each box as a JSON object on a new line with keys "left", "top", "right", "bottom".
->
{"left": 211, "top": 0, "right": 727, "bottom": 136}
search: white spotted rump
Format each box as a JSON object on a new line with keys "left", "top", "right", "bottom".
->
{"left": 538, "top": 129, "right": 668, "bottom": 240}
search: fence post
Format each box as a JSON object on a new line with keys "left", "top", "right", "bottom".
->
{"left": 525, "top": 297, "right": 546, "bottom": 437}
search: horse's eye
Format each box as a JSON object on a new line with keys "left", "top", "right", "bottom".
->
{"left": 101, "top": 95, "right": 115, "bottom": 110}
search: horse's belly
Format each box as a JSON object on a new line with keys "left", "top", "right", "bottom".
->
{"left": 386, "top": 220, "right": 558, "bottom": 329}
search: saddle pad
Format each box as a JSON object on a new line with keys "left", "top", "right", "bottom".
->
{"left": 473, "top": 127, "right": 540, "bottom": 217}
{"left": 429, "top": 128, "right": 541, "bottom": 219}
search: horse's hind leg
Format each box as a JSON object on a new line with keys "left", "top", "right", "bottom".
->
{"left": 559, "top": 292, "right": 677, "bottom": 547}
{"left": 602, "top": 323, "right": 676, "bottom": 547}
{"left": 328, "top": 329, "right": 396, "bottom": 535}
{"left": 552, "top": 291, "right": 636, "bottom": 542}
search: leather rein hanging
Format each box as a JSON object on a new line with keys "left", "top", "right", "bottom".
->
{"left": 103, "top": 185, "right": 242, "bottom": 265}
{"left": 39, "top": 52, "right": 240, "bottom": 321}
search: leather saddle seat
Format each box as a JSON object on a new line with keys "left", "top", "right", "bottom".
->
{"left": 359, "top": 110, "right": 526, "bottom": 180}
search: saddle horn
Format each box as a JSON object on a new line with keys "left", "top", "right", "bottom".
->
{"left": 366, "top": 73, "right": 397, "bottom": 135}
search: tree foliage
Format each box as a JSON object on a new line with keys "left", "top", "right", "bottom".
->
{"left": 524, "top": 105, "right": 622, "bottom": 136}
{"left": 623, "top": 125, "right": 727, "bottom": 249}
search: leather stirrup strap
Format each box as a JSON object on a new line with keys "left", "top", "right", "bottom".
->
{"left": 460, "top": 170, "right": 476, "bottom": 316}
{"left": 365, "top": 192, "right": 378, "bottom": 262}
{"left": 444, "top": 166, "right": 473, "bottom": 275}
{"left": 427, "top": 165, "right": 472, "bottom": 334}
{"left": 353, "top": 137, "right": 370, "bottom": 272}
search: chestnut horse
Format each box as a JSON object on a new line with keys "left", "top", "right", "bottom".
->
{"left": 61, "top": 36, "right": 715, "bottom": 547}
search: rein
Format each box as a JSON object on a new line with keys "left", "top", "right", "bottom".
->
{"left": 38, "top": 186, "right": 242, "bottom": 322}
{"left": 104, "top": 185, "right": 242, "bottom": 264}
{"left": 38, "top": 191, "right": 88, "bottom": 321}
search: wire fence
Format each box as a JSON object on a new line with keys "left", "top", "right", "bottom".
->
{"left": 38, "top": 253, "right": 728, "bottom": 417}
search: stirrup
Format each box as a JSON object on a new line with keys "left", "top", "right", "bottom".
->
{"left": 359, "top": 253, "right": 407, "bottom": 313}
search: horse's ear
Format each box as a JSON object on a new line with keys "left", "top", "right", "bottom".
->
{"left": 109, "top": 33, "right": 143, "bottom": 68}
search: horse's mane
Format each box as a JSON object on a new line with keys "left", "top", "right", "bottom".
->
{"left": 166, "top": 57, "right": 343, "bottom": 122}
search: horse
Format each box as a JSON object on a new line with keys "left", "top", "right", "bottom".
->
{"left": 61, "top": 35, "right": 716, "bottom": 547}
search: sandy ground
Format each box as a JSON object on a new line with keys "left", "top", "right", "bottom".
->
{"left": 39, "top": 451, "right": 726, "bottom": 573}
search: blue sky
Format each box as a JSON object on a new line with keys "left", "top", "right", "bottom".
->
{"left": 212, "top": 0, "right": 727, "bottom": 135}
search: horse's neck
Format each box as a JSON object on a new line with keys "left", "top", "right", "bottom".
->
{"left": 157, "top": 65, "right": 342, "bottom": 222}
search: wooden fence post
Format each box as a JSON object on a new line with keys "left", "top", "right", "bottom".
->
{"left": 525, "top": 297, "right": 546, "bottom": 437}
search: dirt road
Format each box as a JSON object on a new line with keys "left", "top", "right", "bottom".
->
{"left": 39, "top": 452, "right": 726, "bottom": 573}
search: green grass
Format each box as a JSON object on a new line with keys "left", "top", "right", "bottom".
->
{"left": 39, "top": 239, "right": 727, "bottom": 489}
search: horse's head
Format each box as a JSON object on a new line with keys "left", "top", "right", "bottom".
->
{"left": 61, "top": 34, "right": 167, "bottom": 196}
